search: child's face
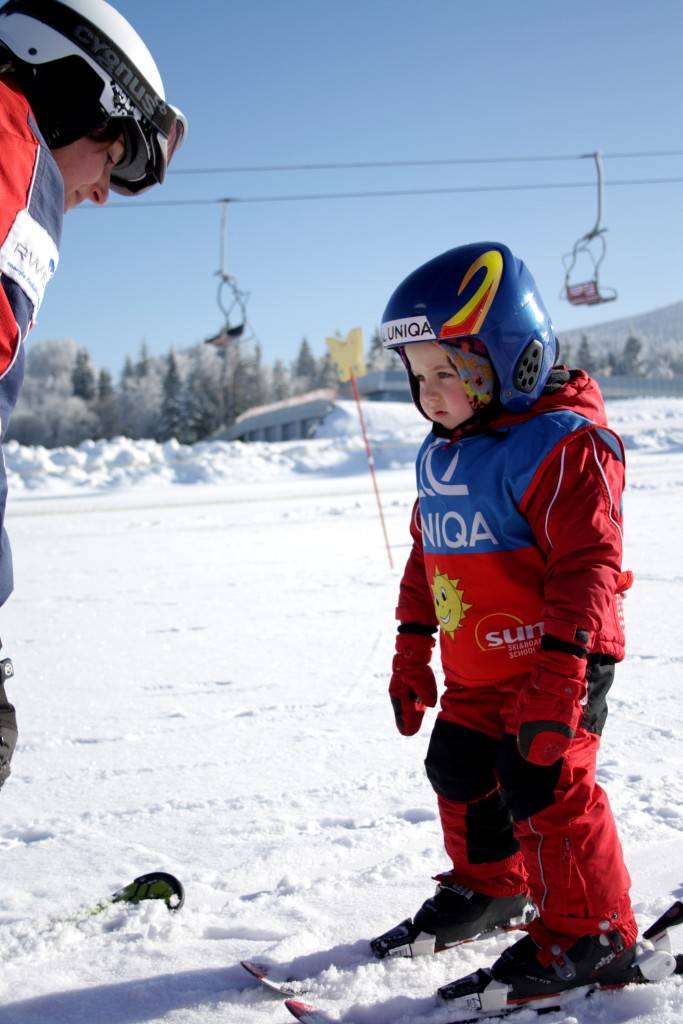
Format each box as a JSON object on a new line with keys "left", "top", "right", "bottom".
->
{"left": 405, "top": 342, "right": 473, "bottom": 429}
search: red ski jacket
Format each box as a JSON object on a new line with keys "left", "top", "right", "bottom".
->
{"left": 397, "top": 371, "right": 631, "bottom": 686}
{"left": 0, "top": 78, "right": 63, "bottom": 603}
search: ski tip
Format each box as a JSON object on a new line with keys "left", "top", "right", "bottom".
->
{"left": 240, "top": 959, "right": 268, "bottom": 980}
{"left": 284, "top": 1000, "right": 325, "bottom": 1022}
{"left": 240, "top": 959, "right": 308, "bottom": 996}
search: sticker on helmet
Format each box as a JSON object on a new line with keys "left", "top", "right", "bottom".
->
{"left": 440, "top": 249, "right": 504, "bottom": 339}
{"left": 381, "top": 315, "right": 436, "bottom": 347}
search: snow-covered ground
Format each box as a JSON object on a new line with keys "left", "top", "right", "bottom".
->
{"left": 0, "top": 397, "right": 681, "bottom": 1024}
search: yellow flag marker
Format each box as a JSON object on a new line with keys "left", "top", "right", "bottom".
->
{"left": 325, "top": 327, "right": 392, "bottom": 569}
{"left": 326, "top": 327, "right": 367, "bottom": 382}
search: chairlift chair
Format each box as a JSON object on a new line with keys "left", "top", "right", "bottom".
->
{"left": 561, "top": 152, "right": 617, "bottom": 307}
{"left": 204, "top": 272, "right": 250, "bottom": 347}
{"left": 204, "top": 201, "right": 254, "bottom": 347}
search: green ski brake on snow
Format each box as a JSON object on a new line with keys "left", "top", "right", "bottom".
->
{"left": 89, "top": 871, "right": 185, "bottom": 916}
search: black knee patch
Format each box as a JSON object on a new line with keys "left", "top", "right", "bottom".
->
{"left": 425, "top": 718, "right": 498, "bottom": 801}
{"left": 581, "top": 655, "right": 615, "bottom": 735}
{"left": 0, "top": 679, "right": 17, "bottom": 791}
{"left": 496, "top": 735, "right": 562, "bottom": 821}
{"left": 466, "top": 788, "right": 520, "bottom": 863}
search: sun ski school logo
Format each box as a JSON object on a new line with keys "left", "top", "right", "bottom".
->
{"left": 432, "top": 567, "right": 471, "bottom": 638}
{"left": 474, "top": 613, "right": 545, "bottom": 658}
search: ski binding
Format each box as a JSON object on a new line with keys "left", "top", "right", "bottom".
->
{"left": 282, "top": 901, "right": 683, "bottom": 1023}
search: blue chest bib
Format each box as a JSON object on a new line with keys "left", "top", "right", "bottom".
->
{"left": 416, "top": 410, "right": 592, "bottom": 557}
{"left": 415, "top": 409, "right": 595, "bottom": 685}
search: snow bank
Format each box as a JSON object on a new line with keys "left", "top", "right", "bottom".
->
{"left": 4, "top": 397, "right": 683, "bottom": 495}
{"left": 0, "top": 395, "right": 682, "bottom": 1024}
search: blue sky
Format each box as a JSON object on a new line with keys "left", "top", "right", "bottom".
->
{"left": 30, "top": 0, "right": 683, "bottom": 376}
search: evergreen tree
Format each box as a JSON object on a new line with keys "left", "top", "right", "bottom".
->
{"left": 94, "top": 368, "right": 119, "bottom": 438}
{"left": 71, "top": 347, "right": 97, "bottom": 401}
{"left": 98, "top": 368, "right": 114, "bottom": 399}
{"left": 292, "top": 337, "right": 317, "bottom": 392}
{"left": 316, "top": 351, "right": 339, "bottom": 389}
{"left": 620, "top": 335, "right": 644, "bottom": 377}
{"left": 120, "top": 355, "right": 135, "bottom": 386}
{"left": 557, "top": 337, "right": 572, "bottom": 367}
{"left": 184, "top": 346, "right": 226, "bottom": 441}
{"left": 576, "top": 334, "right": 597, "bottom": 373}
{"left": 135, "top": 341, "right": 152, "bottom": 379}
{"left": 159, "top": 350, "right": 184, "bottom": 441}
{"left": 219, "top": 346, "right": 240, "bottom": 425}
{"left": 240, "top": 344, "right": 268, "bottom": 411}
{"left": 227, "top": 346, "right": 252, "bottom": 421}
{"left": 118, "top": 352, "right": 164, "bottom": 439}
{"left": 271, "top": 359, "right": 291, "bottom": 402}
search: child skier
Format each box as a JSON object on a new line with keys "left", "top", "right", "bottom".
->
{"left": 370, "top": 241, "right": 649, "bottom": 1003}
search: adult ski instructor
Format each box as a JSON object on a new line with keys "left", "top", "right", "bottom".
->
{"left": 0, "top": 0, "right": 186, "bottom": 784}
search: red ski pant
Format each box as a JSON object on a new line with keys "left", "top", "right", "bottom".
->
{"left": 425, "top": 666, "right": 637, "bottom": 946}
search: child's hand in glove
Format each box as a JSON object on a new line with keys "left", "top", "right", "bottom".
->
{"left": 517, "top": 644, "right": 588, "bottom": 766}
{"left": 389, "top": 632, "right": 437, "bottom": 736}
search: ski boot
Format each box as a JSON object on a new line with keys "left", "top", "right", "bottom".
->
{"left": 438, "top": 922, "right": 681, "bottom": 1011}
{"left": 370, "top": 877, "right": 535, "bottom": 959}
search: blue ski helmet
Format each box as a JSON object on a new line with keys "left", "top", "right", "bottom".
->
{"left": 381, "top": 242, "right": 557, "bottom": 413}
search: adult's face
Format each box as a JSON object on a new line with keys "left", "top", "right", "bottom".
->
{"left": 51, "top": 134, "right": 126, "bottom": 212}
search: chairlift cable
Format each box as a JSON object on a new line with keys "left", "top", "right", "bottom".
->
{"left": 218, "top": 198, "right": 229, "bottom": 277}
{"left": 586, "top": 151, "right": 605, "bottom": 239}
{"left": 100, "top": 175, "right": 683, "bottom": 209}
{"left": 169, "top": 149, "right": 683, "bottom": 176}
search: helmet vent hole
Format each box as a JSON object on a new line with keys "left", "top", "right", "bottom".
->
{"left": 28, "top": 48, "right": 37, "bottom": 55}
{"left": 513, "top": 339, "right": 544, "bottom": 394}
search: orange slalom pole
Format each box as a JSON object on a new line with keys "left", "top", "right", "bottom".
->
{"left": 349, "top": 370, "right": 394, "bottom": 570}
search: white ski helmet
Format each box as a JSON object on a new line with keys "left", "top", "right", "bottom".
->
{"left": 0, "top": 0, "right": 186, "bottom": 194}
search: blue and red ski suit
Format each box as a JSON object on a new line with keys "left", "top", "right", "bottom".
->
{"left": 0, "top": 77, "right": 62, "bottom": 788}
{"left": 397, "top": 371, "right": 638, "bottom": 947}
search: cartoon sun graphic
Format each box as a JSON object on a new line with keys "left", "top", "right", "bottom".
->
{"left": 432, "top": 566, "right": 472, "bottom": 638}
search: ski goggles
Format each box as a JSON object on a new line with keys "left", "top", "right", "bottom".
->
{"left": 110, "top": 105, "right": 186, "bottom": 196}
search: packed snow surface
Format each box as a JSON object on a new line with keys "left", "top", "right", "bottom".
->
{"left": 0, "top": 397, "right": 682, "bottom": 1023}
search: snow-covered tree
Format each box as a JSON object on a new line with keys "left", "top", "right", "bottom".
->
{"left": 6, "top": 339, "right": 95, "bottom": 445}
{"left": 134, "top": 341, "right": 152, "bottom": 380}
{"left": 271, "top": 359, "right": 291, "bottom": 402}
{"left": 576, "top": 334, "right": 598, "bottom": 373}
{"left": 291, "top": 337, "right": 317, "bottom": 394}
{"left": 158, "top": 350, "right": 184, "bottom": 441}
{"left": 620, "top": 335, "right": 645, "bottom": 377}
{"left": 184, "top": 345, "right": 227, "bottom": 441}
{"left": 118, "top": 354, "right": 164, "bottom": 440}
{"left": 316, "top": 351, "right": 339, "bottom": 390}
{"left": 366, "top": 327, "right": 400, "bottom": 371}
{"left": 72, "top": 347, "right": 97, "bottom": 401}
{"left": 94, "top": 368, "right": 120, "bottom": 438}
